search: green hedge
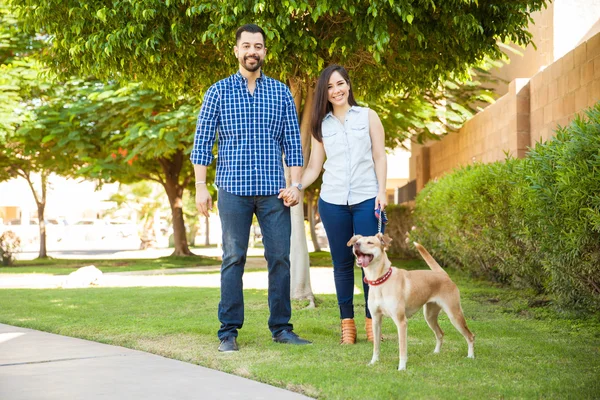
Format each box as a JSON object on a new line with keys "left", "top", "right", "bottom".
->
{"left": 410, "top": 103, "right": 600, "bottom": 311}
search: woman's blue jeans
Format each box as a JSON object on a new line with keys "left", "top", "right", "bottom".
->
{"left": 217, "top": 188, "right": 293, "bottom": 340}
{"left": 318, "top": 196, "right": 384, "bottom": 320}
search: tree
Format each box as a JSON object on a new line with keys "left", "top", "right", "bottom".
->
{"left": 8, "top": 0, "right": 547, "bottom": 299}
{"left": 0, "top": 3, "right": 80, "bottom": 258}
{"left": 27, "top": 80, "right": 216, "bottom": 256}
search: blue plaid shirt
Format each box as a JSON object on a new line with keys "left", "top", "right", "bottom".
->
{"left": 190, "top": 71, "right": 303, "bottom": 196}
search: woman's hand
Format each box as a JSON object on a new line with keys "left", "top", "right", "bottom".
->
{"left": 375, "top": 191, "right": 388, "bottom": 211}
{"left": 278, "top": 187, "right": 300, "bottom": 207}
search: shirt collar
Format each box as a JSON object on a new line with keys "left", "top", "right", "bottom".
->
{"left": 234, "top": 70, "right": 265, "bottom": 90}
{"left": 324, "top": 105, "right": 359, "bottom": 120}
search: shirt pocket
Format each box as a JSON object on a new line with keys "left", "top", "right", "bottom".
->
{"left": 322, "top": 129, "right": 343, "bottom": 158}
{"left": 349, "top": 123, "right": 369, "bottom": 141}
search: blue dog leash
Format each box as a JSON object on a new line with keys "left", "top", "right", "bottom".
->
{"left": 375, "top": 206, "right": 388, "bottom": 234}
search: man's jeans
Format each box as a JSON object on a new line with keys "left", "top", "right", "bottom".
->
{"left": 318, "top": 196, "right": 384, "bottom": 320}
{"left": 217, "top": 188, "right": 293, "bottom": 340}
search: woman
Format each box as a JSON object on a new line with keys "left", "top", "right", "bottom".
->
{"left": 280, "top": 64, "right": 387, "bottom": 344}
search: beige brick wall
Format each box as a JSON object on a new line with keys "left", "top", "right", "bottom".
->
{"left": 425, "top": 79, "right": 530, "bottom": 180}
{"left": 531, "top": 32, "right": 600, "bottom": 145}
{"left": 412, "top": 32, "right": 600, "bottom": 186}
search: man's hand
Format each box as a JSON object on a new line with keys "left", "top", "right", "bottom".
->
{"left": 278, "top": 187, "right": 301, "bottom": 207}
{"left": 195, "top": 185, "right": 213, "bottom": 217}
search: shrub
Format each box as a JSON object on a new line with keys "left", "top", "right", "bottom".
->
{"left": 523, "top": 104, "right": 600, "bottom": 310}
{"left": 409, "top": 103, "right": 600, "bottom": 311}
{"left": 409, "top": 159, "right": 545, "bottom": 289}
{"left": 0, "top": 231, "right": 22, "bottom": 266}
{"left": 384, "top": 204, "right": 415, "bottom": 258}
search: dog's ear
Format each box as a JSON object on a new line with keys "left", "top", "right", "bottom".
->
{"left": 347, "top": 235, "right": 362, "bottom": 247}
{"left": 376, "top": 233, "right": 393, "bottom": 249}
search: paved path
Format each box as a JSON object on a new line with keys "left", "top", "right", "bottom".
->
{"left": 0, "top": 323, "right": 312, "bottom": 400}
{"left": 0, "top": 265, "right": 344, "bottom": 294}
{"left": 2, "top": 247, "right": 352, "bottom": 294}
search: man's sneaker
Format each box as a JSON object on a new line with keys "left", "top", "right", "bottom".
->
{"left": 218, "top": 336, "right": 239, "bottom": 352}
{"left": 272, "top": 330, "right": 312, "bottom": 345}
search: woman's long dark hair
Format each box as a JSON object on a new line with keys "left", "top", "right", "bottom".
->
{"left": 310, "top": 64, "right": 358, "bottom": 142}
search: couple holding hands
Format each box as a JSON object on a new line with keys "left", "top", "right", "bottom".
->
{"left": 191, "top": 24, "right": 387, "bottom": 352}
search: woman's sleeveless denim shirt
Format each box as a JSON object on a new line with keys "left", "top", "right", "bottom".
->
{"left": 320, "top": 106, "right": 378, "bottom": 205}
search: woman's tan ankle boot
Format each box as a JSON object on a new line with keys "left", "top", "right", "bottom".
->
{"left": 340, "top": 318, "right": 357, "bottom": 344}
{"left": 365, "top": 317, "right": 374, "bottom": 342}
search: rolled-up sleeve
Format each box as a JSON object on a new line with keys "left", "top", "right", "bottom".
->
{"left": 190, "top": 85, "right": 220, "bottom": 165}
{"left": 282, "top": 90, "right": 303, "bottom": 167}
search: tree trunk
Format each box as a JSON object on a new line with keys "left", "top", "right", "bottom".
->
{"left": 204, "top": 214, "right": 210, "bottom": 246}
{"left": 159, "top": 151, "right": 194, "bottom": 256}
{"left": 37, "top": 172, "right": 48, "bottom": 258}
{"left": 288, "top": 78, "right": 315, "bottom": 306}
{"left": 37, "top": 202, "right": 47, "bottom": 258}
{"left": 23, "top": 170, "right": 48, "bottom": 258}
{"left": 306, "top": 191, "right": 321, "bottom": 252}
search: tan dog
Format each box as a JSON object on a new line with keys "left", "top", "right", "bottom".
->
{"left": 347, "top": 234, "right": 474, "bottom": 370}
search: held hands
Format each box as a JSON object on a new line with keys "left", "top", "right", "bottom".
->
{"left": 278, "top": 186, "right": 301, "bottom": 207}
{"left": 195, "top": 185, "right": 213, "bottom": 217}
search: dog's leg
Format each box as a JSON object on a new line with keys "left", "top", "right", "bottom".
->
{"left": 423, "top": 302, "right": 444, "bottom": 353}
{"left": 441, "top": 299, "right": 475, "bottom": 359}
{"left": 392, "top": 314, "right": 408, "bottom": 370}
{"left": 368, "top": 314, "right": 383, "bottom": 366}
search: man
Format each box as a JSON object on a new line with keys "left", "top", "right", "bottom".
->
{"left": 190, "top": 24, "right": 311, "bottom": 352}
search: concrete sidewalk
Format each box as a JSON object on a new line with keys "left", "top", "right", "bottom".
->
{"left": 0, "top": 323, "right": 312, "bottom": 400}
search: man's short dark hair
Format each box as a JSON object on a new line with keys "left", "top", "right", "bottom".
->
{"left": 236, "top": 24, "right": 266, "bottom": 46}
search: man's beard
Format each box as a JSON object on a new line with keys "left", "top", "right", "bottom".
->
{"left": 241, "top": 55, "right": 263, "bottom": 72}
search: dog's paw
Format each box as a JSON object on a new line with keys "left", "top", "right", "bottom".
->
{"left": 398, "top": 366, "right": 407, "bottom": 371}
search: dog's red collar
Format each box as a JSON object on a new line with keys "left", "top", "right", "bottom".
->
{"left": 363, "top": 268, "right": 392, "bottom": 286}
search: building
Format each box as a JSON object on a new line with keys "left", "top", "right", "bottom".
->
{"left": 401, "top": 0, "right": 600, "bottom": 202}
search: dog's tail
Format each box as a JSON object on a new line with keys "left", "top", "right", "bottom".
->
{"left": 413, "top": 242, "right": 447, "bottom": 274}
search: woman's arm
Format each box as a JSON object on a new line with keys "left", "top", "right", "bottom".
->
{"left": 368, "top": 108, "right": 388, "bottom": 210}
{"left": 300, "top": 137, "right": 326, "bottom": 189}
{"left": 278, "top": 136, "right": 326, "bottom": 201}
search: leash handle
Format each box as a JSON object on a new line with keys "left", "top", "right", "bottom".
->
{"left": 375, "top": 206, "right": 387, "bottom": 234}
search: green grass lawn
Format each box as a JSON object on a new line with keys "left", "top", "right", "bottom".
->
{"left": 1, "top": 256, "right": 599, "bottom": 399}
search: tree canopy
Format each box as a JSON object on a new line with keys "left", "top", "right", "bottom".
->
{"left": 9, "top": 0, "right": 547, "bottom": 99}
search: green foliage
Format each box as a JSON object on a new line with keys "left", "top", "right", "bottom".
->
{"left": 523, "top": 105, "right": 600, "bottom": 309}
{"left": 0, "top": 3, "right": 80, "bottom": 181}
{"left": 0, "top": 230, "right": 21, "bottom": 265}
{"left": 4, "top": 0, "right": 531, "bottom": 150}
{"left": 410, "top": 103, "right": 600, "bottom": 311}
{"left": 26, "top": 79, "right": 201, "bottom": 187}
{"left": 410, "top": 159, "right": 545, "bottom": 290}
{"left": 8, "top": 0, "right": 547, "bottom": 98}
{"left": 0, "top": 3, "right": 46, "bottom": 137}
{"left": 383, "top": 204, "right": 415, "bottom": 258}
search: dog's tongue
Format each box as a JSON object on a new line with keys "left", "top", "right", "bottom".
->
{"left": 357, "top": 254, "right": 373, "bottom": 268}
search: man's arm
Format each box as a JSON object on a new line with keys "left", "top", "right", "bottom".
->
{"left": 280, "top": 89, "right": 303, "bottom": 207}
{"left": 194, "top": 165, "right": 211, "bottom": 217}
{"left": 281, "top": 89, "right": 304, "bottom": 169}
{"left": 191, "top": 85, "right": 220, "bottom": 217}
